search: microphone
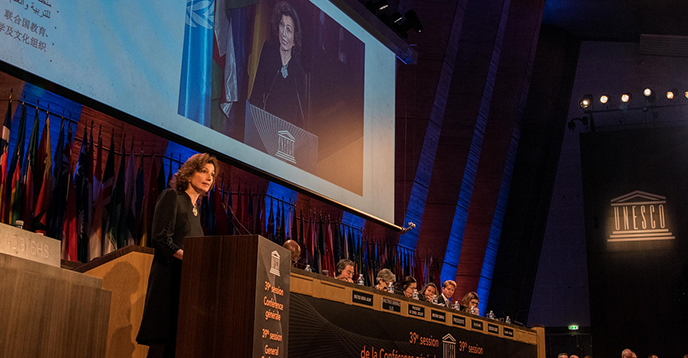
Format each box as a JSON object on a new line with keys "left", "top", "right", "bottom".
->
{"left": 400, "top": 222, "right": 416, "bottom": 234}
{"left": 226, "top": 204, "right": 253, "bottom": 235}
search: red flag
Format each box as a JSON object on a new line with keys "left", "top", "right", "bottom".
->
{"left": 33, "top": 114, "right": 52, "bottom": 234}
{"left": 6, "top": 103, "right": 27, "bottom": 225}
{"left": 0, "top": 96, "right": 13, "bottom": 216}
{"left": 325, "top": 220, "right": 335, "bottom": 275}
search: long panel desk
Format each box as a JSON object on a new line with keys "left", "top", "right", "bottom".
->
{"left": 289, "top": 270, "right": 544, "bottom": 358}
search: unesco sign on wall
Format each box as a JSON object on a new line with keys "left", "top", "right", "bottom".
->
{"left": 609, "top": 190, "right": 675, "bottom": 242}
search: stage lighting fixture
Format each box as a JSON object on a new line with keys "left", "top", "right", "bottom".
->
{"left": 381, "top": 11, "right": 403, "bottom": 27}
{"left": 396, "top": 10, "right": 423, "bottom": 39}
{"left": 685, "top": 91, "right": 688, "bottom": 99}
{"left": 567, "top": 116, "right": 589, "bottom": 131}
{"left": 667, "top": 88, "right": 678, "bottom": 100}
{"left": 579, "top": 94, "right": 593, "bottom": 110}
{"left": 643, "top": 87, "right": 656, "bottom": 106}
{"left": 621, "top": 93, "right": 631, "bottom": 103}
{"left": 365, "top": 0, "right": 389, "bottom": 13}
{"left": 599, "top": 95, "right": 609, "bottom": 104}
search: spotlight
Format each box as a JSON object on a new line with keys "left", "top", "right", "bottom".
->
{"left": 685, "top": 91, "right": 688, "bottom": 99}
{"left": 381, "top": 11, "right": 403, "bottom": 27}
{"left": 667, "top": 88, "right": 678, "bottom": 100}
{"left": 643, "top": 87, "right": 656, "bottom": 106}
{"left": 365, "top": 0, "right": 388, "bottom": 13}
{"left": 579, "top": 94, "right": 593, "bottom": 111}
{"left": 599, "top": 95, "right": 609, "bottom": 104}
{"left": 621, "top": 93, "right": 632, "bottom": 103}
{"left": 396, "top": 10, "right": 423, "bottom": 39}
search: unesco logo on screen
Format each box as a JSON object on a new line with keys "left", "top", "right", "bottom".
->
{"left": 609, "top": 190, "right": 675, "bottom": 242}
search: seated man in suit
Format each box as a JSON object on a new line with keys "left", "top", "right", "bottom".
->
{"left": 437, "top": 280, "right": 456, "bottom": 307}
{"left": 335, "top": 259, "right": 355, "bottom": 283}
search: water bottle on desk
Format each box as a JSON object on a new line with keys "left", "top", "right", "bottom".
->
{"left": 412, "top": 289, "right": 419, "bottom": 300}
{"left": 432, "top": 295, "right": 439, "bottom": 305}
{"left": 505, "top": 316, "right": 511, "bottom": 324}
{"left": 357, "top": 274, "right": 365, "bottom": 286}
{"left": 488, "top": 310, "right": 495, "bottom": 320}
{"left": 304, "top": 265, "right": 313, "bottom": 272}
{"left": 387, "top": 282, "right": 394, "bottom": 293}
{"left": 470, "top": 306, "right": 476, "bottom": 315}
{"left": 452, "top": 301, "right": 461, "bottom": 310}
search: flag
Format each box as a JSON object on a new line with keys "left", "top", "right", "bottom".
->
{"left": 89, "top": 127, "right": 104, "bottom": 259}
{"left": 0, "top": 97, "right": 13, "bottom": 216}
{"left": 6, "top": 103, "right": 26, "bottom": 224}
{"left": 33, "top": 113, "right": 52, "bottom": 234}
{"left": 266, "top": 197, "right": 274, "bottom": 241}
{"left": 21, "top": 104, "right": 40, "bottom": 229}
{"left": 48, "top": 122, "right": 72, "bottom": 240}
{"left": 213, "top": 180, "right": 228, "bottom": 235}
{"left": 107, "top": 136, "right": 126, "bottom": 249}
{"left": 140, "top": 156, "right": 161, "bottom": 247}
{"left": 101, "top": 131, "right": 116, "bottom": 254}
{"left": 178, "top": 0, "right": 214, "bottom": 126}
{"left": 166, "top": 157, "right": 172, "bottom": 188}
{"left": 62, "top": 162, "right": 78, "bottom": 261}
{"left": 122, "top": 141, "right": 137, "bottom": 247}
{"left": 275, "top": 200, "right": 282, "bottom": 245}
{"left": 246, "top": 188, "right": 254, "bottom": 234}
{"left": 224, "top": 180, "right": 235, "bottom": 235}
{"left": 159, "top": 157, "right": 168, "bottom": 191}
{"left": 74, "top": 125, "right": 92, "bottom": 262}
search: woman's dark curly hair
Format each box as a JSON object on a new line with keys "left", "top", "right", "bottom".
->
{"left": 170, "top": 153, "right": 218, "bottom": 194}
{"left": 271, "top": 1, "right": 302, "bottom": 54}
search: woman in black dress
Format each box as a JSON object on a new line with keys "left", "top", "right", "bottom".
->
{"left": 136, "top": 153, "right": 218, "bottom": 358}
{"left": 249, "top": 1, "right": 307, "bottom": 128}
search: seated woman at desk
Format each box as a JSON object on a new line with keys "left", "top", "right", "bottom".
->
{"left": 419, "top": 282, "right": 438, "bottom": 303}
{"left": 374, "top": 268, "right": 396, "bottom": 290}
{"left": 393, "top": 276, "right": 417, "bottom": 298}
{"left": 461, "top": 291, "right": 480, "bottom": 315}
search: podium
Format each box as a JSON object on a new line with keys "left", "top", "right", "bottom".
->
{"left": 176, "top": 235, "right": 291, "bottom": 358}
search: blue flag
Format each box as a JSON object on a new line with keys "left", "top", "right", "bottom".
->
{"left": 178, "top": 0, "right": 214, "bottom": 126}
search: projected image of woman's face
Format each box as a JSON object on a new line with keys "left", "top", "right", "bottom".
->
{"left": 279, "top": 15, "right": 295, "bottom": 52}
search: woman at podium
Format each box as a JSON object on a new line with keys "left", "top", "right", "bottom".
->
{"left": 136, "top": 153, "right": 218, "bottom": 358}
{"left": 249, "top": 1, "right": 307, "bottom": 129}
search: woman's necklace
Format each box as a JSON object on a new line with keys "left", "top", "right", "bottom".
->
{"left": 192, "top": 204, "right": 198, "bottom": 217}
{"left": 281, "top": 62, "right": 289, "bottom": 78}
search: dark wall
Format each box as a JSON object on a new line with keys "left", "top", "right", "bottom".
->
{"left": 488, "top": 25, "right": 579, "bottom": 324}
{"left": 580, "top": 126, "right": 688, "bottom": 357}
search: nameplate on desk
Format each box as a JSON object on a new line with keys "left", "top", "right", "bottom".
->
{"left": 0, "top": 223, "right": 60, "bottom": 267}
{"left": 471, "top": 320, "right": 484, "bottom": 331}
{"left": 352, "top": 291, "right": 374, "bottom": 307}
{"left": 504, "top": 327, "right": 514, "bottom": 337}
{"left": 488, "top": 324, "right": 499, "bottom": 334}
{"left": 430, "top": 310, "right": 446, "bottom": 322}
{"left": 452, "top": 315, "right": 466, "bottom": 327}
{"left": 382, "top": 298, "right": 401, "bottom": 313}
{"left": 408, "top": 304, "right": 425, "bottom": 318}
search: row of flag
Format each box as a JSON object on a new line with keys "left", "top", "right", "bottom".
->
{"left": 0, "top": 99, "right": 446, "bottom": 287}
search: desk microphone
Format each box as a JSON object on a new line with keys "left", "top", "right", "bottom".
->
{"left": 400, "top": 222, "right": 416, "bottom": 234}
